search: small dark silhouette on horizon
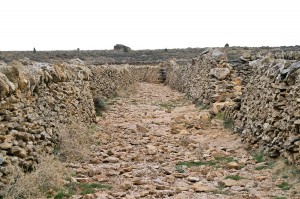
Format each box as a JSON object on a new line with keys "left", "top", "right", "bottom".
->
{"left": 33, "top": 47, "right": 36, "bottom": 53}
{"left": 114, "top": 44, "right": 131, "bottom": 52}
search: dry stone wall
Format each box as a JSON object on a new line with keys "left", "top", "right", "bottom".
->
{"left": 164, "top": 49, "right": 300, "bottom": 164}
{"left": 0, "top": 59, "right": 161, "bottom": 188}
{"left": 230, "top": 57, "right": 300, "bottom": 163}
{"left": 89, "top": 64, "right": 162, "bottom": 99}
{"left": 165, "top": 49, "right": 242, "bottom": 113}
{"left": 0, "top": 58, "right": 95, "bottom": 187}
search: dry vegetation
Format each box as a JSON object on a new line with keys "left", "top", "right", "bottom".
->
{"left": 55, "top": 124, "right": 98, "bottom": 162}
{"left": 1, "top": 156, "right": 70, "bottom": 199}
{"left": 0, "top": 123, "right": 103, "bottom": 199}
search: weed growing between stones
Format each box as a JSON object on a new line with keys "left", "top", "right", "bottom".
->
{"left": 225, "top": 175, "right": 243, "bottom": 180}
{"left": 199, "top": 104, "right": 211, "bottom": 110}
{"left": 54, "top": 182, "right": 112, "bottom": 199}
{"left": 195, "top": 100, "right": 211, "bottom": 110}
{"left": 158, "top": 96, "right": 189, "bottom": 111}
{"left": 213, "top": 112, "right": 234, "bottom": 129}
{"left": 277, "top": 182, "right": 293, "bottom": 191}
{"left": 211, "top": 183, "right": 230, "bottom": 195}
{"left": 177, "top": 156, "right": 238, "bottom": 169}
{"left": 252, "top": 150, "right": 265, "bottom": 163}
{"left": 175, "top": 165, "right": 185, "bottom": 173}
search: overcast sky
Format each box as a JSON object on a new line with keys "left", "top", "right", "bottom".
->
{"left": 0, "top": 0, "right": 299, "bottom": 51}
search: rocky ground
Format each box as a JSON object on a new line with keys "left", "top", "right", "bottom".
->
{"left": 69, "top": 83, "right": 300, "bottom": 199}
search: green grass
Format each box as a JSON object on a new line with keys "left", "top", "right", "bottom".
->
{"left": 211, "top": 184, "right": 230, "bottom": 195}
{"left": 290, "top": 166, "right": 300, "bottom": 175}
{"left": 213, "top": 112, "right": 234, "bottom": 130}
{"left": 274, "top": 197, "right": 286, "bottom": 199}
{"left": 214, "top": 112, "right": 226, "bottom": 120}
{"left": 157, "top": 97, "right": 187, "bottom": 111}
{"left": 214, "top": 156, "right": 235, "bottom": 163}
{"left": 254, "top": 160, "right": 275, "bottom": 170}
{"left": 159, "top": 102, "right": 177, "bottom": 110}
{"left": 54, "top": 192, "right": 73, "bottom": 199}
{"left": 195, "top": 102, "right": 211, "bottom": 110}
{"left": 252, "top": 150, "right": 265, "bottom": 163}
{"left": 77, "top": 183, "right": 112, "bottom": 195}
{"left": 176, "top": 156, "right": 237, "bottom": 169}
{"left": 277, "top": 182, "right": 292, "bottom": 191}
{"left": 255, "top": 165, "right": 269, "bottom": 170}
{"left": 175, "top": 165, "right": 185, "bottom": 173}
{"left": 53, "top": 182, "right": 112, "bottom": 198}
{"left": 225, "top": 175, "right": 243, "bottom": 181}
{"left": 224, "top": 117, "right": 234, "bottom": 129}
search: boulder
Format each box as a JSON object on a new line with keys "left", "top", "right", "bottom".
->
{"left": 209, "top": 68, "right": 230, "bottom": 80}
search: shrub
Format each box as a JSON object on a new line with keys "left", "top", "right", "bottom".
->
{"left": 55, "top": 123, "right": 96, "bottom": 162}
{"left": 93, "top": 97, "right": 107, "bottom": 116}
{"left": 1, "top": 156, "right": 70, "bottom": 199}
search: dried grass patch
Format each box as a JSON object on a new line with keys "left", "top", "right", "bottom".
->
{"left": 55, "top": 123, "right": 100, "bottom": 162}
{"left": 116, "top": 82, "right": 140, "bottom": 98}
{"left": 1, "top": 156, "right": 70, "bottom": 199}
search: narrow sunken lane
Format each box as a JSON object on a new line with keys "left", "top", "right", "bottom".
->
{"left": 78, "top": 82, "right": 299, "bottom": 199}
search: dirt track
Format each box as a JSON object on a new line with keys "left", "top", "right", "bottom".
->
{"left": 73, "top": 83, "right": 299, "bottom": 199}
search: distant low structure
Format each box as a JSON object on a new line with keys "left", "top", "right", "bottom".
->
{"left": 114, "top": 44, "right": 131, "bottom": 52}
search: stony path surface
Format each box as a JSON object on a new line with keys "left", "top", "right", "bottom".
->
{"left": 72, "top": 83, "right": 300, "bottom": 199}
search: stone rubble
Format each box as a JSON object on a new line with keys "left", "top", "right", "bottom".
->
{"left": 164, "top": 48, "right": 300, "bottom": 164}
{"left": 71, "top": 83, "right": 299, "bottom": 198}
{"left": 0, "top": 59, "right": 161, "bottom": 189}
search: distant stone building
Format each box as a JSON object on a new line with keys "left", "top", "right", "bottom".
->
{"left": 114, "top": 44, "right": 131, "bottom": 52}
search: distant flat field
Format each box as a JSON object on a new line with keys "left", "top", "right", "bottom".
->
{"left": 0, "top": 46, "right": 299, "bottom": 64}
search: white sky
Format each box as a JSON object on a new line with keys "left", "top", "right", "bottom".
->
{"left": 0, "top": 0, "right": 299, "bottom": 50}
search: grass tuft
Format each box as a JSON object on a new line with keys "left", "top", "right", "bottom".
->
{"left": 177, "top": 156, "right": 238, "bottom": 169}
{"left": 225, "top": 175, "right": 243, "bottom": 181}
{"left": 252, "top": 150, "right": 265, "bottom": 163}
{"left": 277, "top": 182, "right": 292, "bottom": 191}
{"left": 213, "top": 112, "right": 234, "bottom": 129}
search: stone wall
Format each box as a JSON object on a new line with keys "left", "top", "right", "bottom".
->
{"left": 165, "top": 49, "right": 242, "bottom": 113}
{"left": 0, "top": 58, "right": 95, "bottom": 187}
{"left": 89, "top": 64, "right": 162, "bottom": 99}
{"left": 164, "top": 49, "right": 300, "bottom": 164}
{"left": 231, "top": 57, "right": 300, "bottom": 163}
{"left": 0, "top": 59, "right": 161, "bottom": 188}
